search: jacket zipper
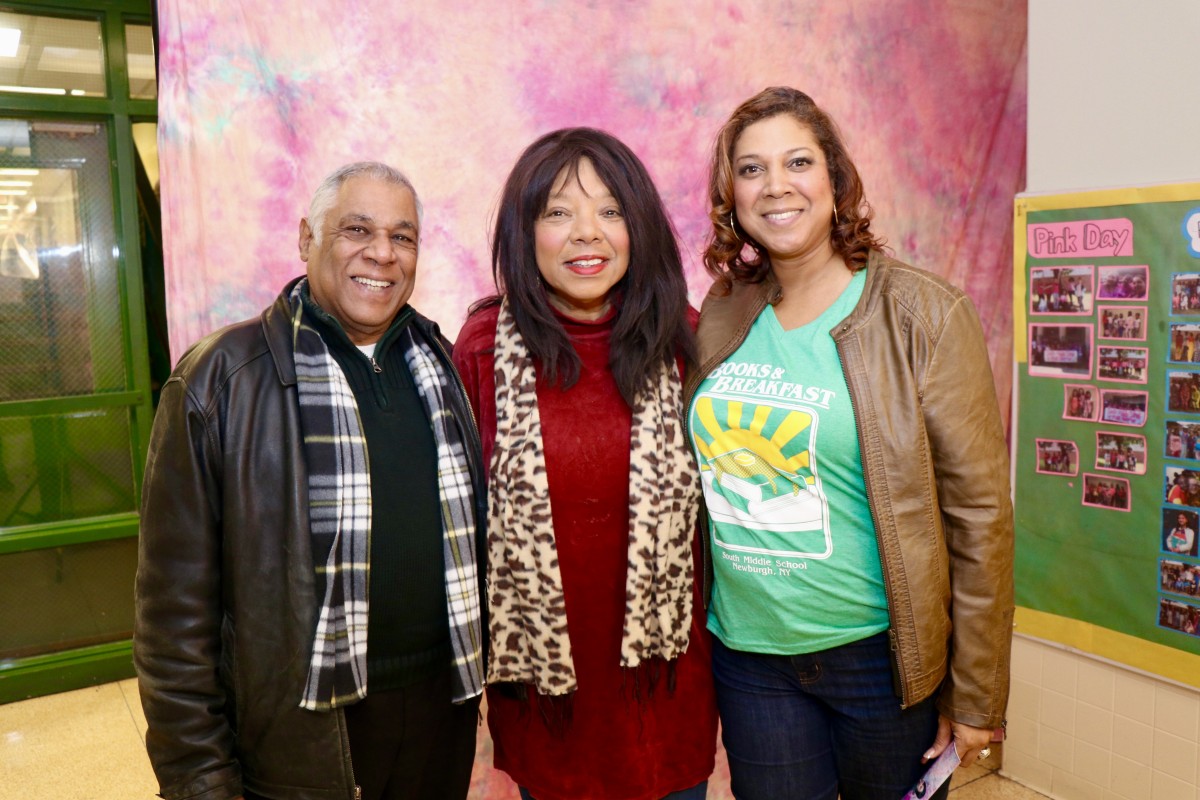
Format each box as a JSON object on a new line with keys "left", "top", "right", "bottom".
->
{"left": 365, "top": 353, "right": 389, "bottom": 409}
{"left": 338, "top": 707, "right": 361, "bottom": 800}
{"left": 832, "top": 321, "right": 910, "bottom": 709}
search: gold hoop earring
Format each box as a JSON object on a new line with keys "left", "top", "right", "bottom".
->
{"left": 730, "top": 211, "right": 740, "bottom": 239}
{"left": 833, "top": 205, "right": 840, "bottom": 227}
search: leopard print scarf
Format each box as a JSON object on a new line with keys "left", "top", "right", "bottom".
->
{"left": 486, "top": 297, "right": 701, "bottom": 696}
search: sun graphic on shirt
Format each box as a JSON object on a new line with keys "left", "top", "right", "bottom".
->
{"left": 693, "top": 397, "right": 814, "bottom": 496}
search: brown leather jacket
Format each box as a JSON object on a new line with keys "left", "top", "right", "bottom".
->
{"left": 683, "top": 251, "right": 1013, "bottom": 729}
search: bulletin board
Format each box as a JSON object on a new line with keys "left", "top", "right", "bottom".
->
{"left": 1013, "top": 183, "right": 1200, "bottom": 688}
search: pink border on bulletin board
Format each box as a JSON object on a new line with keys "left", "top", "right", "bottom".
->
{"left": 1097, "top": 305, "right": 1148, "bottom": 342}
{"left": 1029, "top": 323, "right": 1093, "bottom": 379}
{"left": 1082, "top": 472, "right": 1132, "bottom": 512}
{"left": 1096, "top": 264, "right": 1149, "bottom": 301}
{"left": 1093, "top": 430, "right": 1147, "bottom": 475}
{"left": 1035, "top": 438, "right": 1079, "bottom": 476}
{"left": 1063, "top": 383, "right": 1099, "bottom": 421}
{"left": 1098, "top": 389, "right": 1149, "bottom": 428}
{"left": 1095, "top": 344, "right": 1149, "bottom": 385}
{"left": 1029, "top": 265, "right": 1094, "bottom": 316}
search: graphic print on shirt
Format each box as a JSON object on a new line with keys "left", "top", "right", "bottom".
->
{"left": 692, "top": 369, "right": 834, "bottom": 559}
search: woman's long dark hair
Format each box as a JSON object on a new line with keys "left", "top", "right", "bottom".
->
{"left": 482, "top": 127, "right": 695, "bottom": 405}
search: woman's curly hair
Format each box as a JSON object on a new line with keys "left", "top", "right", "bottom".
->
{"left": 703, "top": 87, "right": 884, "bottom": 288}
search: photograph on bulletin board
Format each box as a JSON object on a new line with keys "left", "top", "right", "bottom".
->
{"left": 1012, "top": 184, "right": 1200, "bottom": 687}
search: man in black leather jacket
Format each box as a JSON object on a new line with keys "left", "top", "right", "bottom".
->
{"left": 134, "top": 162, "right": 487, "bottom": 800}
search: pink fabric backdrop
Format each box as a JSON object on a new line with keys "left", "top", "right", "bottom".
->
{"left": 157, "top": 4, "right": 1026, "bottom": 796}
{"left": 159, "top": 1, "right": 1026, "bottom": 416}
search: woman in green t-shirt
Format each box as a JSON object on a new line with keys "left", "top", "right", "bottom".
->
{"left": 683, "top": 87, "right": 1014, "bottom": 800}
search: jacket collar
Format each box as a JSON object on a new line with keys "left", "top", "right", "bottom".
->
{"left": 298, "top": 280, "right": 416, "bottom": 365}
{"left": 262, "top": 277, "right": 302, "bottom": 387}
{"left": 833, "top": 250, "right": 890, "bottom": 337}
{"left": 707, "top": 249, "right": 892, "bottom": 333}
{"left": 685, "top": 250, "right": 892, "bottom": 403}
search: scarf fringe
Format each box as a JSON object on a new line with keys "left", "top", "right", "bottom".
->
{"left": 536, "top": 691, "right": 575, "bottom": 739}
{"left": 619, "top": 657, "right": 680, "bottom": 703}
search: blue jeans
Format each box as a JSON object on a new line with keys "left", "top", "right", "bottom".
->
{"left": 712, "top": 632, "right": 948, "bottom": 800}
{"left": 519, "top": 782, "right": 707, "bottom": 800}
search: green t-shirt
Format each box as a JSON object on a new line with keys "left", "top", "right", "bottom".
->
{"left": 688, "top": 268, "right": 889, "bottom": 654}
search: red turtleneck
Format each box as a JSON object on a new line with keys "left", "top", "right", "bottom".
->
{"left": 452, "top": 302, "right": 716, "bottom": 800}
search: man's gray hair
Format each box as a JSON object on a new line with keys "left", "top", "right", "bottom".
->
{"left": 307, "top": 161, "right": 424, "bottom": 246}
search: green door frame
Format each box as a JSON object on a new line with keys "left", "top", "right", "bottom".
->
{"left": 0, "top": 0, "right": 157, "bottom": 703}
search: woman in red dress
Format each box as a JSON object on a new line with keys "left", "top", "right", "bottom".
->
{"left": 453, "top": 128, "right": 718, "bottom": 800}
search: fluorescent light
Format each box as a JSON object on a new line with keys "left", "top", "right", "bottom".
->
{"left": 0, "top": 180, "right": 32, "bottom": 187}
{"left": 69, "top": 89, "right": 86, "bottom": 96}
{"left": 0, "top": 85, "right": 66, "bottom": 95}
{"left": 37, "top": 46, "right": 102, "bottom": 75}
{"left": 0, "top": 189, "right": 28, "bottom": 195}
{"left": 0, "top": 168, "right": 38, "bottom": 176}
{"left": 0, "top": 28, "right": 19, "bottom": 58}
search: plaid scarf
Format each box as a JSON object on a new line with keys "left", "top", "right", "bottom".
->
{"left": 291, "top": 282, "right": 484, "bottom": 710}
{"left": 486, "top": 298, "right": 701, "bottom": 696}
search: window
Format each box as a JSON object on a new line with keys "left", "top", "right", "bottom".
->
{"left": 0, "top": 12, "right": 105, "bottom": 97}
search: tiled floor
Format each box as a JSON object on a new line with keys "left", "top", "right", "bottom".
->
{"left": 0, "top": 679, "right": 1051, "bottom": 799}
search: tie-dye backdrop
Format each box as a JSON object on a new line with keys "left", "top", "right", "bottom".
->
{"left": 159, "top": 1, "right": 1026, "bottom": 413}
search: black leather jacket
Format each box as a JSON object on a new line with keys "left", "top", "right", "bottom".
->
{"left": 134, "top": 279, "right": 487, "bottom": 800}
